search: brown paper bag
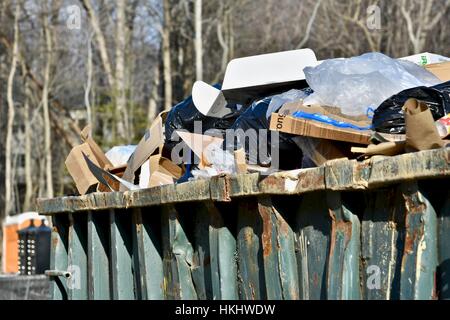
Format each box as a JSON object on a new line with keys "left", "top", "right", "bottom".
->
{"left": 403, "top": 98, "right": 446, "bottom": 152}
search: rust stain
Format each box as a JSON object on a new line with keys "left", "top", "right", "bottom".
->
{"left": 259, "top": 205, "right": 273, "bottom": 257}
{"left": 297, "top": 170, "right": 325, "bottom": 191}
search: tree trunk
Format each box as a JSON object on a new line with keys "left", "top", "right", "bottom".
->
{"left": 23, "top": 82, "right": 33, "bottom": 212}
{"left": 4, "top": 3, "right": 20, "bottom": 216}
{"left": 42, "top": 9, "right": 54, "bottom": 199}
{"left": 80, "top": 0, "right": 115, "bottom": 89}
{"left": 147, "top": 66, "right": 160, "bottom": 125}
{"left": 162, "top": 0, "right": 173, "bottom": 111}
{"left": 194, "top": 0, "right": 203, "bottom": 81}
{"left": 115, "top": 0, "right": 129, "bottom": 142}
{"left": 85, "top": 34, "right": 93, "bottom": 127}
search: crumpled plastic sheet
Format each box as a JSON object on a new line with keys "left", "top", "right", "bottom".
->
{"left": 303, "top": 52, "right": 441, "bottom": 116}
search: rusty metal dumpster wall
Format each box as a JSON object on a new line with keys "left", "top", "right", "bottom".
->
{"left": 37, "top": 147, "right": 450, "bottom": 300}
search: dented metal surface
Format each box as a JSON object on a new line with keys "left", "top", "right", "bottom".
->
{"left": 40, "top": 148, "right": 450, "bottom": 300}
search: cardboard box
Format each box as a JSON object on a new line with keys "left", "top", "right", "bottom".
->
{"left": 65, "top": 143, "right": 104, "bottom": 194}
{"left": 176, "top": 131, "right": 224, "bottom": 168}
{"left": 192, "top": 49, "right": 318, "bottom": 117}
{"left": 399, "top": 52, "right": 450, "bottom": 66}
{"left": 121, "top": 112, "right": 167, "bottom": 187}
{"left": 270, "top": 112, "right": 373, "bottom": 145}
{"left": 139, "top": 155, "right": 184, "bottom": 188}
{"left": 425, "top": 61, "right": 450, "bottom": 82}
{"left": 80, "top": 125, "right": 113, "bottom": 170}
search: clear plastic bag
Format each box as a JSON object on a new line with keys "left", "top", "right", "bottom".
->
{"left": 265, "top": 88, "right": 312, "bottom": 119}
{"left": 303, "top": 52, "right": 441, "bottom": 116}
{"left": 105, "top": 145, "right": 137, "bottom": 167}
{"left": 191, "top": 143, "right": 236, "bottom": 179}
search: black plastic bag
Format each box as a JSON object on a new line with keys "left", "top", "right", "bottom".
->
{"left": 164, "top": 84, "right": 244, "bottom": 153}
{"left": 372, "top": 80, "right": 450, "bottom": 134}
{"left": 225, "top": 97, "right": 303, "bottom": 170}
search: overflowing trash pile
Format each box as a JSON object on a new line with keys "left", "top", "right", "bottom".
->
{"left": 64, "top": 49, "right": 450, "bottom": 195}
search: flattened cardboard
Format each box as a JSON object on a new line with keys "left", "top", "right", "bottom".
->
{"left": 270, "top": 112, "right": 372, "bottom": 145}
{"left": 148, "top": 155, "right": 183, "bottom": 188}
{"left": 121, "top": 112, "right": 166, "bottom": 186}
{"left": 192, "top": 49, "right": 318, "bottom": 117}
{"left": 425, "top": 61, "right": 450, "bottom": 82}
{"left": 83, "top": 153, "right": 139, "bottom": 191}
{"left": 65, "top": 143, "right": 102, "bottom": 195}
{"left": 176, "top": 131, "right": 224, "bottom": 168}
{"left": 80, "top": 125, "right": 113, "bottom": 170}
{"left": 234, "top": 148, "right": 247, "bottom": 174}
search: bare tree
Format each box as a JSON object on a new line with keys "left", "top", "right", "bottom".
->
{"left": 162, "top": 0, "right": 173, "bottom": 110}
{"left": 41, "top": 3, "right": 54, "bottom": 198}
{"left": 115, "top": 0, "right": 129, "bottom": 142}
{"left": 400, "top": 0, "right": 450, "bottom": 53}
{"left": 4, "top": 1, "right": 20, "bottom": 216}
{"left": 194, "top": 0, "right": 203, "bottom": 80}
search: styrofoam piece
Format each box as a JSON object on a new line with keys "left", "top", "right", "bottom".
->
{"left": 222, "top": 48, "right": 318, "bottom": 90}
{"left": 192, "top": 49, "right": 318, "bottom": 118}
{"left": 192, "top": 81, "right": 230, "bottom": 117}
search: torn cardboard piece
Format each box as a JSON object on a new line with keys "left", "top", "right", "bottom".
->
{"left": 139, "top": 155, "right": 184, "bottom": 189}
{"left": 83, "top": 153, "right": 139, "bottom": 191}
{"left": 192, "top": 49, "right": 318, "bottom": 117}
{"left": 65, "top": 143, "right": 101, "bottom": 195}
{"left": 269, "top": 112, "right": 373, "bottom": 145}
{"left": 425, "top": 61, "right": 450, "bottom": 82}
{"left": 234, "top": 148, "right": 247, "bottom": 174}
{"left": 121, "top": 111, "right": 167, "bottom": 188}
{"left": 176, "top": 130, "right": 224, "bottom": 168}
{"left": 140, "top": 155, "right": 184, "bottom": 188}
{"left": 80, "top": 125, "right": 113, "bottom": 170}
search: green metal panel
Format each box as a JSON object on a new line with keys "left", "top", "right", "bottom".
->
{"left": 209, "top": 202, "right": 238, "bottom": 300}
{"left": 87, "top": 211, "right": 110, "bottom": 299}
{"left": 50, "top": 214, "right": 69, "bottom": 300}
{"left": 134, "top": 207, "right": 165, "bottom": 300}
{"left": 236, "top": 199, "right": 265, "bottom": 300}
{"left": 400, "top": 182, "right": 438, "bottom": 300}
{"left": 326, "top": 191, "right": 361, "bottom": 300}
{"left": 438, "top": 191, "right": 450, "bottom": 300}
{"left": 258, "top": 196, "right": 299, "bottom": 300}
{"left": 109, "top": 209, "right": 135, "bottom": 299}
{"left": 161, "top": 205, "right": 197, "bottom": 300}
{"left": 67, "top": 213, "right": 88, "bottom": 300}
{"left": 295, "top": 192, "right": 331, "bottom": 300}
{"left": 361, "top": 188, "right": 405, "bottom": 300}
